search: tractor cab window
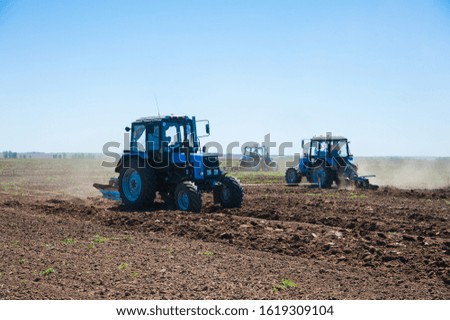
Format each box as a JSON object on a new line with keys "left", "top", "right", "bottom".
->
{"left": 303, "top": 142, "right": 309, "bottom": 157}
{"left": 309, "top": 141, "right": 318, "bottom": 157}
{"left": 186, "top": 123, "right": 196, "bottom": 148}
{"left": 162, "top": 122, "right": 185, "bottom": 150}
{"left": 147, "top": 125, "right": 160, "bottom": 151}
{"left": 331, "top": 140, "right": 349, "bottom": 158}
{"left": 131, "top": 124, "right": 146, "bottom": 152}
{"left": 244, "top": 147, "right": 262, "bottom": 158}
{"left": 256, "top": 148, "right": 264, "bottom": 156}
{"left": 310, "top": 140, "right": 327, "bottom": 158}
{"left": 345, "top": 142, "right": 351, "bottom": 157}
{"left": 248, "top": 147, "right": 255, "bottom": 155}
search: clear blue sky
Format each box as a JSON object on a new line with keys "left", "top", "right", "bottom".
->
{"left": 0, "top": 0, "right": 449, "bottom": 156}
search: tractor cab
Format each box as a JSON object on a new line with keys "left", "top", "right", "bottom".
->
{"left": 303, "top": 136, "right": 352, "bottom": 167}
{"left": 128, "top": 115, "right": 201, "bottom": 156}
{"left": 120, "top": 115, "right": 221, "bottom": 182}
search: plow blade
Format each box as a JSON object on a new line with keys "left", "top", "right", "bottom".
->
{"left": 93, "top": 178, "right": 121, "bottom": 202}
{"left": 352, "top": 176, "right": 379, "bottom": 190}
{"left": 343, "top": 165, "right": 378, "bottom": 190}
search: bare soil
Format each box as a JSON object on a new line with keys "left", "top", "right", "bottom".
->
{"left": 0, "top": 185, "right": 449, "bottom": 299}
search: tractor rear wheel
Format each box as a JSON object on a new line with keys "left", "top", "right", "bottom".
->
{"left": 220, "top": 176, "right": 244, "bottom": 208}
{"left": 119, "top": 160, "right": 156, "bottom": 209}
{"left": 285, "top": 168, "right": 301, "bottom": 184}
{"left": 174, "top": 181, "right": 202, "bottom": 213}
{"left": 311, "top": 166, "right": 333, "bottom": 188}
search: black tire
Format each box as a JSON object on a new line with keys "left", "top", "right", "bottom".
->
{"left": 118, "top": 159, "right": 156, "bottom": 209}
{"left": 311, "top": 166, "right": 333, "bottom": 188}
{"left": 220, "top": 176, "right": 244, "bottom": 208}
{"left": 285, "top": 168, "right": 301, "bottom": 184}
{"left": 174, "top": 181, "right": 202, "bottom": 213}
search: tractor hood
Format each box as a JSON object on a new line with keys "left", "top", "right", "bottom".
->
{"left": 171, "top": 153, "right": 220, "bottom": 180}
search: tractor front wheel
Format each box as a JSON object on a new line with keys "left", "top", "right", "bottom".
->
{"left": 220, "top": 176, "right": 244, "bottom": 208}
{"left": 174, "top": 181, "right": 202, "bottom": 213}
{"left": 285, "top": 168, "right": 301, "bottom": 184}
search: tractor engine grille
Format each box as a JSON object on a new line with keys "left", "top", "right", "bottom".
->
{"left": 203, "top": 154, "right": 220, "bottom": 177}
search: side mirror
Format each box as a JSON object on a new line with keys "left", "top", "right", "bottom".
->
{"left": 196, "top": 120, "right": 210, "bottom": 138}
{"left": 202, "top": 146, "right": 206, "bottom": 153}
{"left": 301, "top": 140, "right": 304, "bottom": 148}
{"left": 125, "top": 127, "right": 131, "bottom": 132}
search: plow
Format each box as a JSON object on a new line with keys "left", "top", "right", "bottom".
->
{"left": 93, "top": 178, "right": 121, "bottom": 201}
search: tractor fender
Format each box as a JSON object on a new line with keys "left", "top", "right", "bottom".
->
{"left": 115, "top": 153, "right": 147, "bottom": 173}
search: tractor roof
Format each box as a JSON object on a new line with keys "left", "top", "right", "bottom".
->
{"left": 311, "top": 135, "right": 348, "bottom": 141}
{"left": 134, "top": 115, "right": 190, "bottom": 123}
{"left": 244, "top": 143, "right": 262, "bottom": 149}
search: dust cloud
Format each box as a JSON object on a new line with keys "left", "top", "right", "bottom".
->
{"left": 356, "top": 157, "right": 450, "bottom": 189}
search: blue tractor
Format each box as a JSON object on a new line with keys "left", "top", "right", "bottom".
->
{"left": 239, "top": 144, "right": 277, "bottom": 171}
{"left": 94, "top": 115, "right": 244, "bottom": 212}
{"left": 285, "top": 135, "right": 378, "bottom": 189}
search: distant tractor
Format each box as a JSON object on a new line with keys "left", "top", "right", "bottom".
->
{"left": 94, "top": 115, "right": 244, "bottom": 212}
{"left": 239, "top": 144, "right": 277, "bottom": 171}
{"left": 285, "top": 135, "right": 378, "bottom": 189}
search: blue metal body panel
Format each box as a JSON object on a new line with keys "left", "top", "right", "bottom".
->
{"left": 171, "top": 152, "right": 204, "bottom": 180}
{"left": 298, "top": 155, "right": 352, "bottom": 173}
{"left": 122, "top": 151, "right": 207, "bottom": 181}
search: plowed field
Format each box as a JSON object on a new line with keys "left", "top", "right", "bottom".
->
{"left": 1, "top": 181, "right": 449, "bottom": 299}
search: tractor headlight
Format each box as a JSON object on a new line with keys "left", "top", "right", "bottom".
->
{"left": 214, "top": 169, "right": 219, "bottom": 175}
{"left": 207, "top": 170, "right": 212, "bottom": 176}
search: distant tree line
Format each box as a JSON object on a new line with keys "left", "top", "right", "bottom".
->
{"left": 71, "top": 153, "right": 96, "bottom": 159}
{"left": 52, "top": 153, "right": 97, "bottom": 159}
{"left": 2, "top": 151, "right": 18, "bottom": 158}
{"left": 52, "top": 153, "right": 67, "bottom": 159}
{"left": 1, "top": 151, "right": 102, "bottom": 159}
